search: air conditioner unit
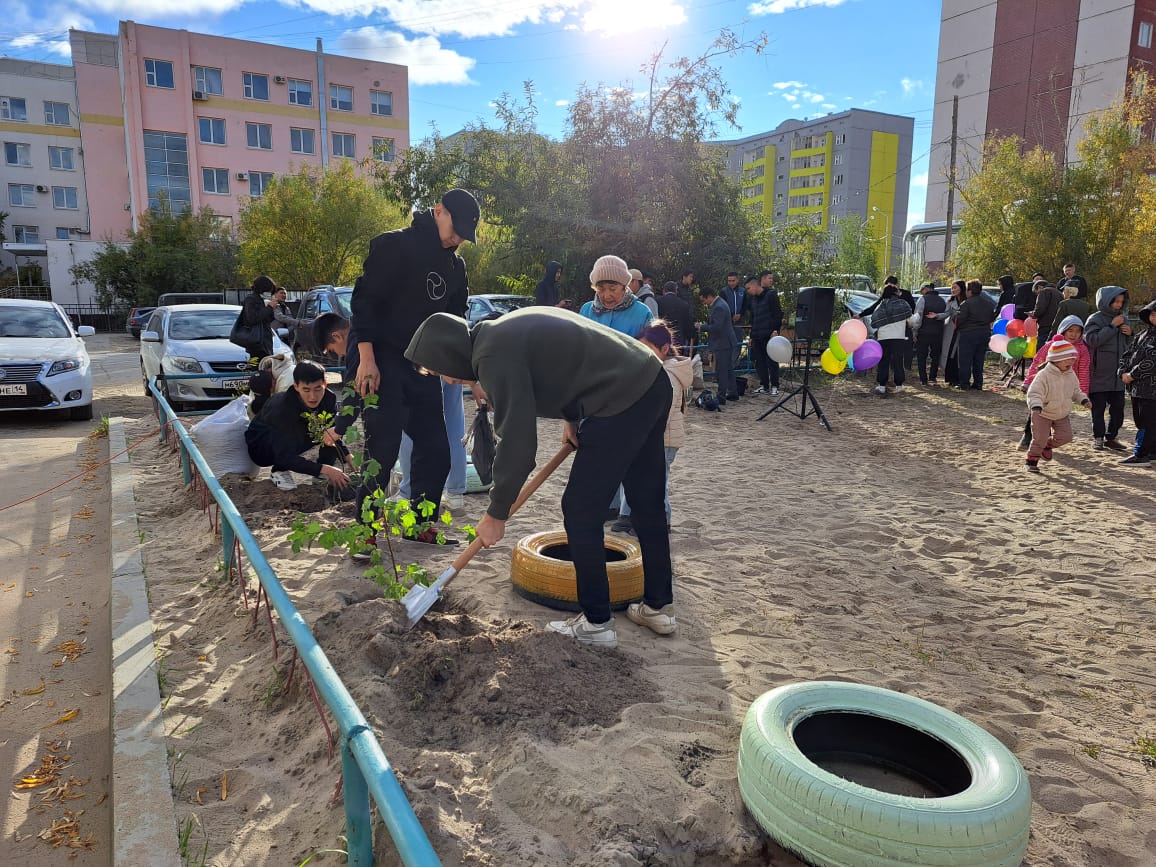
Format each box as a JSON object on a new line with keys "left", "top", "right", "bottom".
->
{"left": 192, "top": 90, "right": 208, "bottom": 101}
{"left": 35, "top": 184, "right": 49, "bottom": 193}
{"left": 274, "top": 75, "right": 286, "bottom": 84}
{"left": 235, "top": 172, "right": 249, "bottom": 180}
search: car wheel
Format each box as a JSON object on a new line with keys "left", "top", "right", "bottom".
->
{"left": 70, "top": 403, "right": 94, "bottom": 421}
{"left": 509, "top": 530, "right": 643, "bottom": 612}
{"left": 737, "top": 681, "right": 1031, "bottom": 867}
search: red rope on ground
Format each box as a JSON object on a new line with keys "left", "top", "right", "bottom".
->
{"left": 0, "top": 425, "right": 162, "bottom": 513}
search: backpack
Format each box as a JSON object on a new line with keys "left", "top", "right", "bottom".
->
{"left": 694, "top": 389, "right": 721, "bottom": 412}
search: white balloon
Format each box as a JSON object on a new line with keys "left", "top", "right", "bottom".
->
{"left": 767, "top": 335, "right": 793, "bottom": 364}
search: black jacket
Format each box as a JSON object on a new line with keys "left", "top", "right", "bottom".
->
{"left": 244, "top": 387, "right": 337, "bottom": 476}
{"left": 956, "top": 293, "right": 996, "bottom": 334}
{"left": 747, "top": 287, "right": 783, "bottom": 337}
{"left": 349, "top": 210, "right": 468, "bottom": 354}
{"left": 239, "top": 291, "right": 275, "bottom": 359}
{"left": 534, "top": 261, "right": 562, "bottom": 307}
{"left": 657, "top": 292, "right": 695, "bottom": 347}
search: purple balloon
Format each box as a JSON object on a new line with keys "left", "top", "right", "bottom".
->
{"left": 852, "top": 339, "right": 883, "bottom": 370}
{"left": 1000, "top": 303, "right": 1016, "bottom": 320}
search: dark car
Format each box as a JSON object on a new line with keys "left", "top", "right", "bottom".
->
{"left": 292, "top": 285, "right": 353, "bottom": 357}
{"left": 127, "top": 306, "right": 156, "bottom": 338}
{"left": 466, "top": 294, "right": 534, "bottom": 326}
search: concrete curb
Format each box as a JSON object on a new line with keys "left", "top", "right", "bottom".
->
{"left": 109, "top": 418, "right": 181, "bottom": 866}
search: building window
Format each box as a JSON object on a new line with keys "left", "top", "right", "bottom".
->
{"left": 44, "top": 101, "right": 70, "bottom": 126}
{"left": 833, "top": 174, "right": 844, "bottom": 185}
{"left": 193, "top": 66, "right": 223, "bottom": 95}
{"left": 52, "top": 186, "right": 78, "bottom": 209}
{"left": 788, "top": 193, "right": 824, "bottom": 208}
{"left": 831, "top": 194, "right": 846, "bottom": 205}
{"left": 742, "top": 183, "right": 765, "bottom": 199}
{"left": 329, "top": 84, "right": 353, "bottom": 112}
{"left": 789, "top": 154, "right": 825, "bottom": 170}
{"left": 833, "top": 152, "right": 844, "bottom": 166}
{"left": 145, "top": 59, "right": 175, "bottom": 89}
{"left": 372, "top": 136, "right": 395, "bottom": 162}
{"left": 370, "top": 90, "right": 393, "bottom": 116}
{"left": 834, "top": 133, "right": 847, "bottom": 145}
{"left": 789, "top": 174, "right": 825, "bottom": 189}
{"left": 1141, "top": 21, "right": 1153, "bottom": 49}
{"left": 332, "top": 132, "right": 355, "bottom": 158}
{"left": 143, "top": 130, "right": 191, "bottom": 211}
{"left": 48, "top": 146, "right": 75, "bottom": 170}
{"left": 249, "top": 172, "right": 274, "bottom": 197}
{"left": 56, "top": 227, "right": 71, "bottom": 239}
{"left": 1, "top": 96, "right": 27, "bottom": 121}
{"left": 8, "top": 183, "right": 36, "bottom": 207}
{"left": 288, "top": 79, "right": 312, "bottom": 106}
{"left": 201, "top": 168, "right": 229, "bottom": 194}
{"left": 246, "top": 122, "right": 272, "bottom": 150}
{"left": 290, "top": 127, "right": 315, "bottom": 154}
{"left": 198, "top": 117, "right": 227, "bottom": 145}
{"left": 244, "top": 72, "right": 270, "bottom": 101}
{"left": 13, "top": 225, "right": 39, "bottom": 242}
{"left": 4, "top": 141, "right": 31, "bottom": 166}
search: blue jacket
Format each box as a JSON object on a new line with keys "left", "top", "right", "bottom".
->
{"left": 578, "top": 296, "right": 653, "bottom": 338}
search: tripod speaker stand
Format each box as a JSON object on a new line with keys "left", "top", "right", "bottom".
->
{"left": 757, "top": 340, "right": 832, "bottom": 431}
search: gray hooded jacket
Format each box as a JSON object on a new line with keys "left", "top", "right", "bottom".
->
{"left": 1083, "top": 286, "right": 1129, "bottom": 393}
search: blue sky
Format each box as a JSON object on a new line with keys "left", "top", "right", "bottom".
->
{"left": 2, "top": 0, "right": 939, "bottom": 225}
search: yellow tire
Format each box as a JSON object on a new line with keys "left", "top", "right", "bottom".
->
{"left": 510, "top": 530, "right": 644, "bottom": 612}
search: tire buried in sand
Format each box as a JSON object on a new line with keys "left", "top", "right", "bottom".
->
{"left": 510, "top": 530, "right": 644, "bottom": 612}
{"left": 737, "top": 681, "right": 1032, "bottom": 867}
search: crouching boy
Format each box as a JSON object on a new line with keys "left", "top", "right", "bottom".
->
{"left": 1024, "top": 339, "right": 1091, "bottom": 473}
{"left": 245, "top": 360, "right": 351, "bottom": 491}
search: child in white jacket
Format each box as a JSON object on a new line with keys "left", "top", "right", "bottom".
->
{"left": 1024, "top": 338, "right": 1091, "bottom": 473}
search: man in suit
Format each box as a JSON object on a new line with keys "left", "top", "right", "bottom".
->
{"left": 701, "top": 286, "right": 738, "bottom": 404}
{"left": 720, "top": 272, "right": 746, "bottom": 372}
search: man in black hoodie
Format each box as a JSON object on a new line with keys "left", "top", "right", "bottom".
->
{"left": 335, "top": 189, "right": 480, "bottom": 542}
{"left": 534, "top": 261, "right": 562, "bottom": 306}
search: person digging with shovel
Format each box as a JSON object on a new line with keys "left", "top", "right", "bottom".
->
{"left": 404, "top": 306, "right": 677, "bottom": 649}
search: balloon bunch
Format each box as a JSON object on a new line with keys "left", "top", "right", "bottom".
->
{"left": 818, "top": 319, "right": 882, "bottom": 375}
{"left": 989, "top": 304, "right": 1038, "bottom": 361}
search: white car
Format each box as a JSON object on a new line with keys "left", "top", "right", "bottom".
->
{"left": 139, "top": 304, "right": 293, "bottom": 411}
{"left": 0, "top": 299, "right": 95, "bottom": 421}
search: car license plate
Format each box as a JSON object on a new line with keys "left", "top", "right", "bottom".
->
{"left": 221, "top": 378, "right": 248, "bottom": 389}
{"left": 0, "top": 384, "right": 28, "bottom": 396}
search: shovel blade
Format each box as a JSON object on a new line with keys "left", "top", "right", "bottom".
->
{"left": 402, "top": 567, "right": 456, "bottom": 628}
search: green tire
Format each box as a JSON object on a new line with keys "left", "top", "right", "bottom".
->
{"left": 737, "top": 681, "right": 1031, "bottom": 867}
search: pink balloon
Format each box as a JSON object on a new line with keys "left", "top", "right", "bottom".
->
{"left": 1005, "top": 319, "right": 1025, "bottom": 338}
{"left": 837, "top": 318, "right": 868, "bottom": 353}
{"left": 851, "top": 339, "right": 882, "bottom": 370}
{"left": 989, "top": 334, "right": 1010, "bottom": 353}
{"left": 1000, "top": 303, "right": 1016, "bottom": 321}
{"left": 1023, "top": 317, "right": 1038, "bottom": 338}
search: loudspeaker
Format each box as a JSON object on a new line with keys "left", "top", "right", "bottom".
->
{"left": 795, "top": 286, "right": 836, "bottom": 341}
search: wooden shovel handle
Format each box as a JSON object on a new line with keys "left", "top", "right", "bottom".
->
{"left": 449, "top": 443, "right": 575, "bottom": 573}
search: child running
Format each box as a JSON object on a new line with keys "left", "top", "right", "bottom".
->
{"left": 1018, "top": 314, "right": 1091, "bottom": 450}
{"left": 1024, "top": 338, "right": 1091, "bottom": 473}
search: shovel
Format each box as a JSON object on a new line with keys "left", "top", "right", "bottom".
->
{"left": 401, "top": 442, "right": 575, "bottom": 627}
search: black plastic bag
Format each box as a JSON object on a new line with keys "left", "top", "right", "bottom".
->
{"left": 469, "top": 405, "right": 496, "bottom": 485}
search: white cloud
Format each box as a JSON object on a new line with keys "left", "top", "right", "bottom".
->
{"left": 78, "top": 0, "right": 242, "bottom": 14}
{"left": 901, "top": 77, "right": 923, "bottom": 96}
{"left": 805, "top": 91, "right": 824, "bottom": 103}
{"left": 583, "top": 0, "right": 687, "bottom": 34}
{"left": 555, "top": 99, "right": 570, "bottom": 107}
{"left": 911, "top": 172, "right": 928, "bottom": 189}
{"left": 772, "top": 80, "right": 807, "bottom": 90}
{"left": 821, "top": 102, "right": 836, "bottom": 109}
{"left": 335, "top": 28, "right": 476, "bottom": 85}
{"left": 1, "top": 2, "right": 93, "bottom": 56}
{"left": 791, "top": 103, "right": 800, "bottom": 110}
{"left": 749, "top": 0, "right": 850, "bottom": 15}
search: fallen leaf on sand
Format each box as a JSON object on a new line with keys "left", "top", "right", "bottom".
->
{"left": 194, "top": 787, "right": 206, "bottom": 805}
{"left": 72, "top": 508, "right": 94, "bottom": 519}
{"left": 3, "top": 583, "right": 15, "bottom": 592}
{"left": 221, "top": 772, "right": 228, "bottom": 801}
{"left": 53, "top": 641, "right": 86, "bottom": 662}
{"left": 45, "top": 709, "right": 79, "bottom": 727}
{"left": 22, "top": 682, "right": 46, "bottom": 696}
{"left": 37, "top": 810, "right": 95, "bottom": 850}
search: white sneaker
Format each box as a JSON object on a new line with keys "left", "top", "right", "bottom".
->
{"left": 271, "top": 470, "right": 297, "bottom": 491}
{"left": 442, "top": 492, "right": 465, "bottom": 511}
{"left": 770, "top": 387, "right": 779, "bottom": 396}
{"left": 874, "top": 385, "right": 887, "bottom": 395}
{"left": 626, "top": 602, "right": 677, "bottom": 636}
{"left": 547, "top": 614, "right": 618, "bottom": 649}
{"left": 893, "top": 385, "right": 906, "bottom": 393}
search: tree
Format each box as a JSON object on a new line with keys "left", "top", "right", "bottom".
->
{"left": 951, "top": 73, "right": 1156, "bottom": 293}
{"left": 238, "top": 161, "right": 401, "bottom": 290}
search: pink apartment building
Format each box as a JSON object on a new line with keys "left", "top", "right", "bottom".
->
{"left": 71, "top": 22, "right": 409, "bottom": 241}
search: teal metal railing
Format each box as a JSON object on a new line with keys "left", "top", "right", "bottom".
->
{"left": 148, "top": 376, "right": 439, "bottom": 866}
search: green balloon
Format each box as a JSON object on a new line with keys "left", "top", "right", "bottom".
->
{"left": 828, "top": 332, "right": 848, "bottom": 362}
{"left": 1006, "top": 337, "right": 1028, "bottom": 359}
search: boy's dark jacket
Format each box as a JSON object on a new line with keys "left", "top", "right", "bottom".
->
{"left": 747, "top": 287, "right": 783, "bottom": 337}
{"left": 349, "top": 210, "right": 468, "bottom": 353}
{"left": 1084, "top": 286, "right": 1129, "bottom": 393}
{"left": 1120, "top": 301, "right": 1156, "bottom": 399}
{"left": 245, "top": 387, "right": 337, "bottom": 476}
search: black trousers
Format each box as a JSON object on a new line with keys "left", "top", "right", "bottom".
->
{"left": 562, "top": 371, "right": 673, "bottom": 624}
{"left": 956, "top": 332, "right": 987, "bottom": 389}
{"left": 1089, "top": 390, "right": 1125, "bottom": 440}
{"left": 916, "top": 331, "right": 942, "bottom": 383}
{"left": 749, "top": 333, "right": 779, "bottom": 389}
{"left": 714, "top": 348, "right": 737, "bottom": 399}
{"left": 1133, "top": 396, "right": 1156, "bottom": 456}
{"left": 245, "top": 426, "right": 337, "bottom": 474}
{"left": 876, "top": 339, "right": 906, "bottom": 387}
{"left": 344, "top": 343, "right": 449, "bottom": 518}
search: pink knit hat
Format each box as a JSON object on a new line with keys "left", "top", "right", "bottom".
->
{"left": 1047, "top": 338, "right": 1078, "bottom": 363}
{"left": 589, "top": 255, "right": 631, "bottom": 288}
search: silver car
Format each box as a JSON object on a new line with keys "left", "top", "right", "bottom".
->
{"left": 0, "top": 299, "right": 95, "bottom": 420}
{"left": 139, "top": 304, "right": 293, "bottom": 410}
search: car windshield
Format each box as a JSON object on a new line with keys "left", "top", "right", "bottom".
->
{"left": 843, "top": 294, "right": 876, "bottom": 316}
{"left": 335, "top": 290, "right": 353, "bottom": 318}
{"left": 169, "top": 310, "right": 238, "bottom": 340}
{"left": 0, "top": 306, "right": 73, "bottom": 338}
{"left": 487, "top": 297, "right": 534, "bottom": 314}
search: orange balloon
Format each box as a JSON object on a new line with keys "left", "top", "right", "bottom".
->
{"left": 1005, "top": 319, "right": 1025, "bottom": 338}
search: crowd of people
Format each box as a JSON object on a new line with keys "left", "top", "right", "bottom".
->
{"left": 229, "top": 193, "right": 1156, "bottom": 646}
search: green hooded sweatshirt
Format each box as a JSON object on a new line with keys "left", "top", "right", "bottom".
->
{"left": 405, "top": 307, "right": 662, "bottom": 519}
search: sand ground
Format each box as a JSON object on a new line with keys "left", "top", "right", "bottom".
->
{"left": 127, "top": 365, "right": 1155, "bottom": 866}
